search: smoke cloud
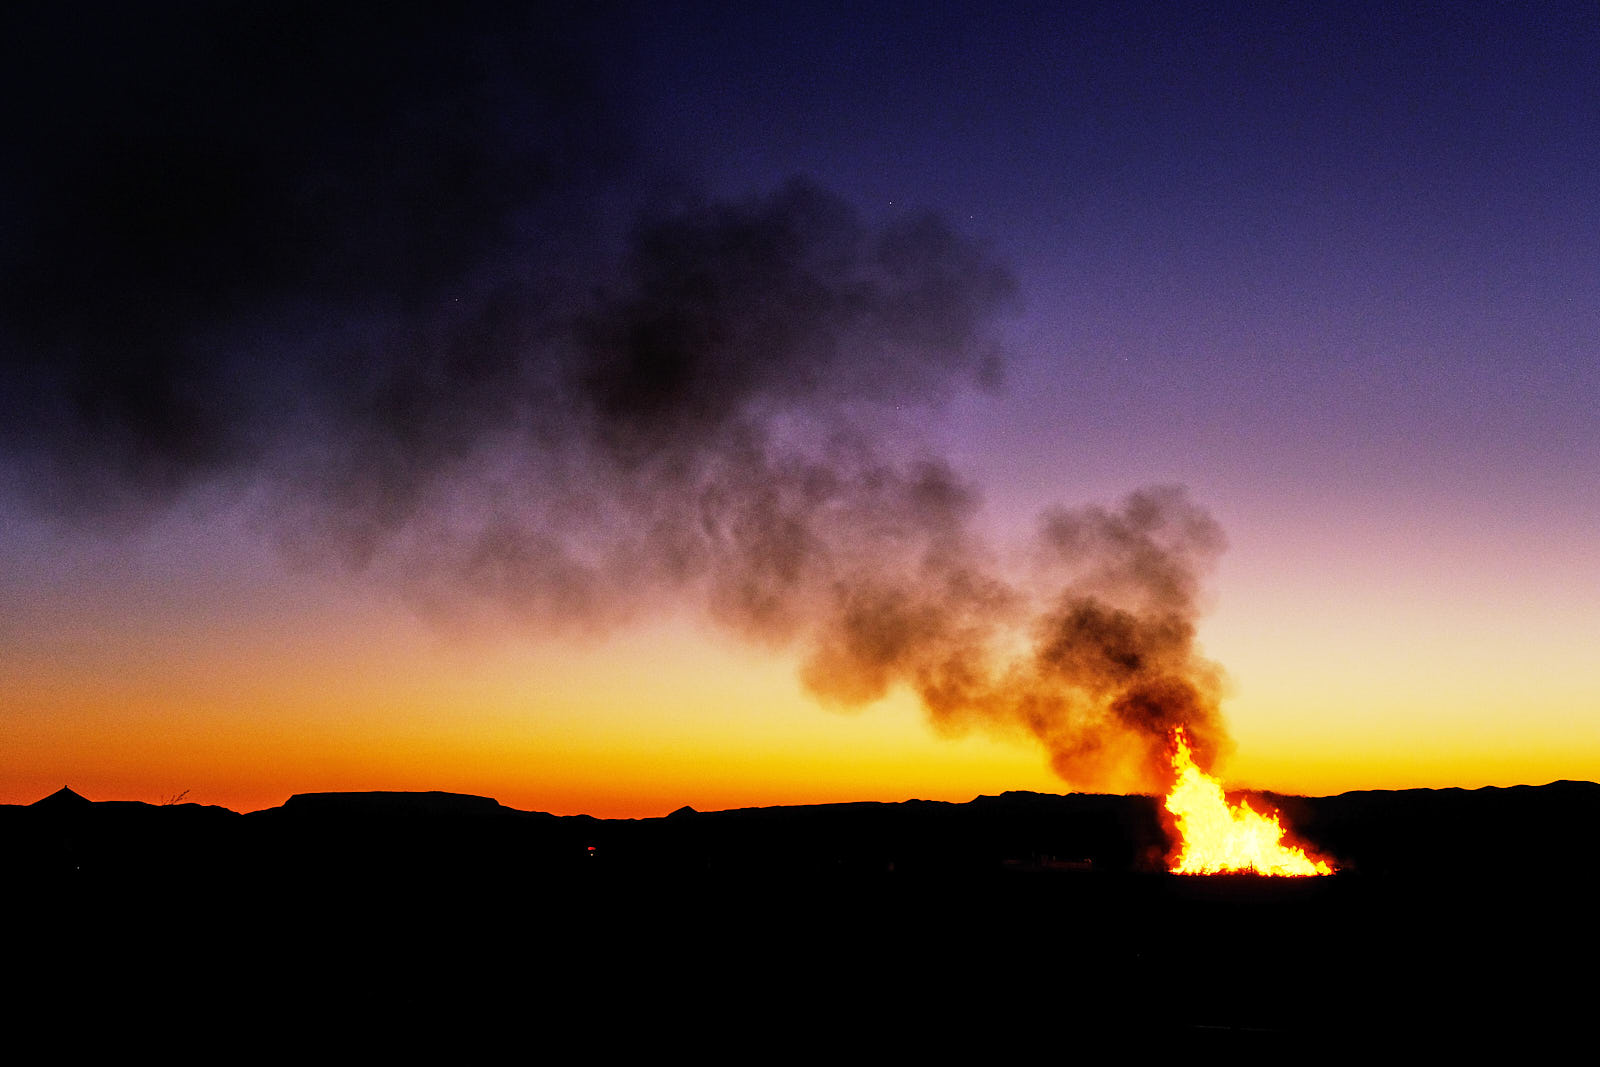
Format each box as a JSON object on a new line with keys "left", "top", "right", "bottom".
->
{"left": 2, "top": 3, "right": 1228, "bottom": 792}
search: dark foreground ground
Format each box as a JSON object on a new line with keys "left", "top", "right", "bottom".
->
{"left": 5, "top": 784, "right": 1596, "bottom": 1052}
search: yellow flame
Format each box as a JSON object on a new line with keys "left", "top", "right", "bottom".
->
{"left": 1165, "top": 728, "right": 1333, "bottom": 876}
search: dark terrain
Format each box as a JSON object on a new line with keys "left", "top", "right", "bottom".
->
{"left": 6, "top": 782, "right": 1595, "bottom": 1051}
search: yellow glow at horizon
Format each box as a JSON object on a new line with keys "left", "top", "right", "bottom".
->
{"left": 0, "top": 586, "right": 1067, "bottom": 815}
{"left": 5, "top": 494, "right": 1599, "bottom": 815}
{"left": 1203, "top": 534, "right": 1600, "bottom": 795}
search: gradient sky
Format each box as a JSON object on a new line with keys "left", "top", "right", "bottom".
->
{"left": 3, "top": 2, "right": 1597, "bottom": 814}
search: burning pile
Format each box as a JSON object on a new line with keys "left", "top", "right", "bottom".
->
{"left": 1164, "top": 728, "right": 1333, "bottom": 876}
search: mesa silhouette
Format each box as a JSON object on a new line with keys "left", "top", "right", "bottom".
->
{"left": 9, "top": 779, "right": 1600, "bottom": 882}
{"left": 6, "top": 781, "right": 1594, "bottom": 1047}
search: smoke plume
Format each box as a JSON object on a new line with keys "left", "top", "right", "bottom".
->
{"left": 1, "top": 3, "right": 1228, "bottom": 791}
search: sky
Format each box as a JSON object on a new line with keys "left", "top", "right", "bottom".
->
{"left": 2, "top": 2, "right": 1597, "bottom": 815}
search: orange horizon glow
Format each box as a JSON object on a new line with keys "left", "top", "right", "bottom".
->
{"left": 4, "top": 509, "right": 1599, "bottom": 820}
{"left": 5, "top": 691, "right": 1594, "bottom": 821}
{"left": 4, "top": 628, "right": 1598, "bottom": 819}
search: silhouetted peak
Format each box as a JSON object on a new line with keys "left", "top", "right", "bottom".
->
{"left": 33, "top": 786, "right": 91, "bottom": 809}
{"left": 667, "top": 805, "right": 698, "bottom": 819}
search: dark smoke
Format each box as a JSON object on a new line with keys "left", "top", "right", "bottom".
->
{"left": 794, "top": 483, "right": 1230, "bottom": 791}
{"left": 1, "top": 3, "right": 1229, "bottom": 792}
{"left": 1, "top": 2, "right": 625, "bottom": 519}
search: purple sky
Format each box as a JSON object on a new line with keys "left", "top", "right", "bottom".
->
{"left": 3, "top": 3, "right": 1597, "bottom": 807}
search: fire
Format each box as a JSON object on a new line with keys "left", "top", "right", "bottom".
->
{"left": 1164, "top": 728, "right": 1333, "bottom": 876}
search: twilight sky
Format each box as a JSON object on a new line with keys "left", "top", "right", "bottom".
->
{"left": 3, "top": 2, "right": 1597, "bottom": 814}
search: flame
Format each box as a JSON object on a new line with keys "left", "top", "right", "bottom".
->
{"left": 1164, "top": 728, "right": 1333, "bottom": 876}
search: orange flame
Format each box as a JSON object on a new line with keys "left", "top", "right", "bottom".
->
{"left": 1164, "top": 727, "right": 1333, "bottom": 876}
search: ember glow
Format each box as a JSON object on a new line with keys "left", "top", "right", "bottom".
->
{"left": 1165, "top": 728, "right": 1333, "bottom": 876}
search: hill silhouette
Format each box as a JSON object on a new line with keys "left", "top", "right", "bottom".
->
{"left": 11, "top": 781, "right": 1598, "bottom": 879}
{"left": 4, "top": 781, "right": 1594, "bottom": 1050}
{"left": 30, "top": 785, "right": 91, "bottom": 810}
